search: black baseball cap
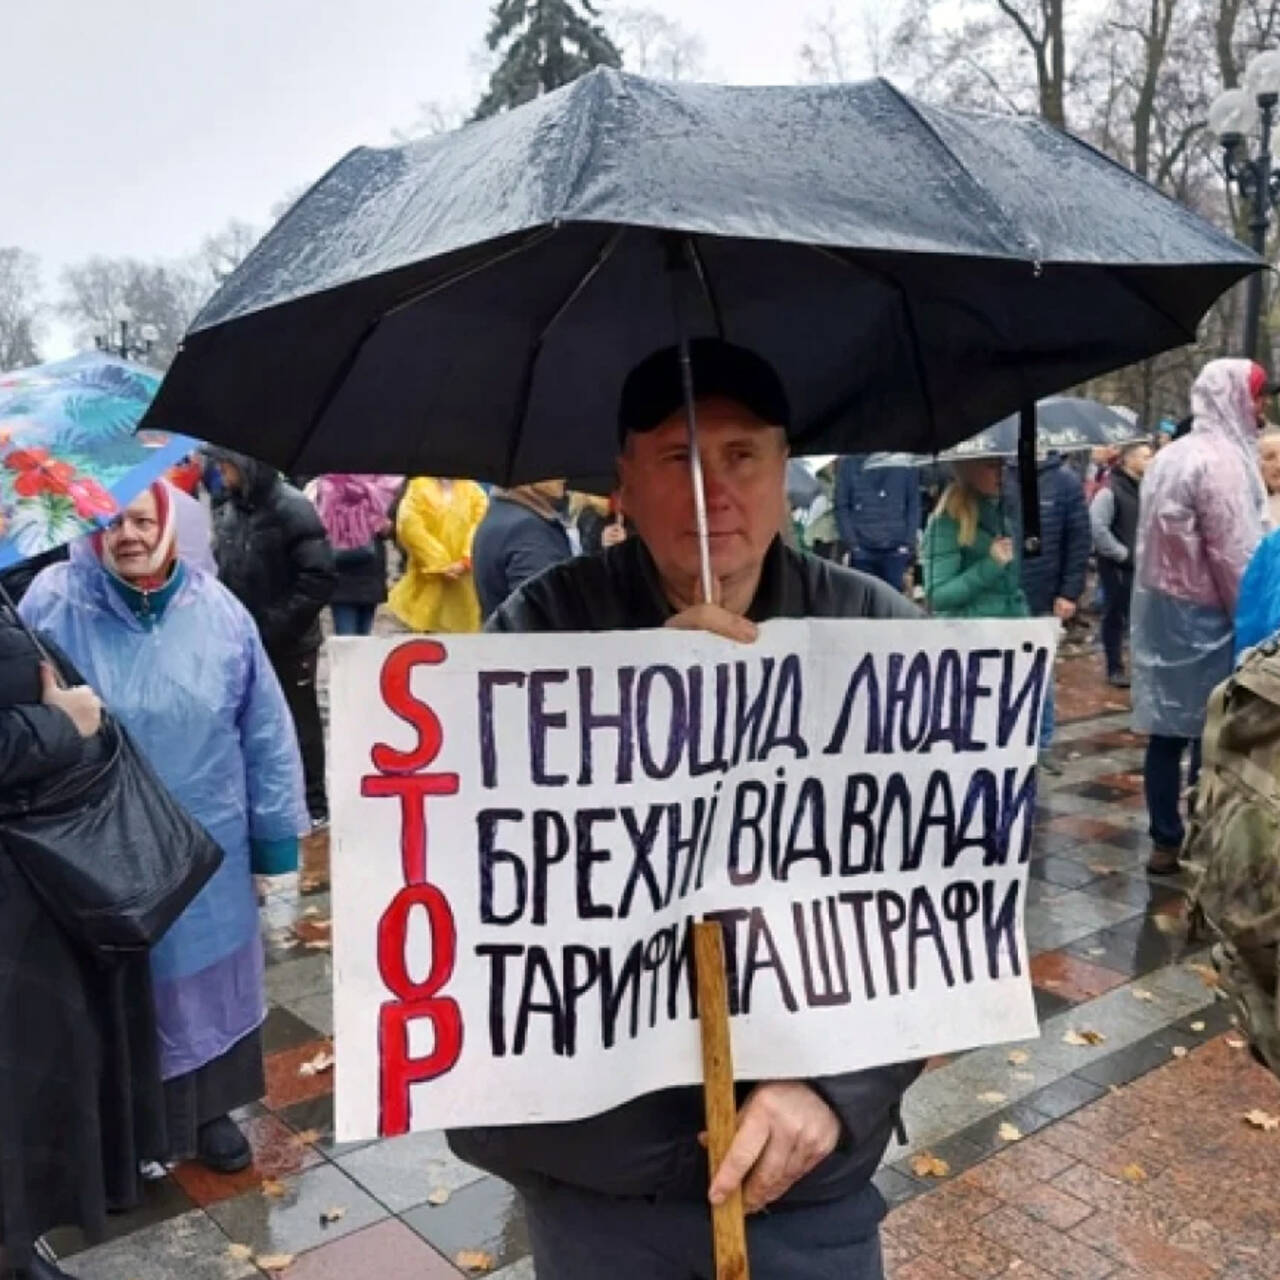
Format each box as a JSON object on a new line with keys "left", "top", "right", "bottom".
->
{"left": 618, "top": 339, "right": 789, "bottom": 443}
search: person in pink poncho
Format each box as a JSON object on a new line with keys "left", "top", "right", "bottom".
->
{"left": 310, "top": 474, "right": 401, "bottom": 636}
{"left": 1131, "top": 359, "right": 1268, "bottom": 874}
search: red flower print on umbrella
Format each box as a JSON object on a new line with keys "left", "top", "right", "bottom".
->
{"left": 6, "top": 448, "right": 76, "bottom": 498}
{"left": 67, "top": 476, "right": 118, "bottom": 520}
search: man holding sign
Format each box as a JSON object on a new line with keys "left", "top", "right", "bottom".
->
{"left": 449, "top": 341, "right": 924, "bottom": 1278}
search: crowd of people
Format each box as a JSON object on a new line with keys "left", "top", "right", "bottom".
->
{"left": 2, "top": 343, "right": 1279, "bottom": 1279}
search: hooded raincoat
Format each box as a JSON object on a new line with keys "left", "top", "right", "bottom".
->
{"left": 1131, "top": 359, "right": 1266, "bottom": 739}
{"left": 20, "top": 545, "right": 306, "bottom": 1080}
{"left": 389, "top": 477, "right": 488, "bottom": 633}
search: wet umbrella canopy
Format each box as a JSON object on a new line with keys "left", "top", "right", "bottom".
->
{"left": 144, "top": 70, "right": 1259, "bottom": 484}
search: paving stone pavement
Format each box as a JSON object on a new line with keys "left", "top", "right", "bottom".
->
{"left": 55, "top": 651, "right": 1280, "bottom": 1278}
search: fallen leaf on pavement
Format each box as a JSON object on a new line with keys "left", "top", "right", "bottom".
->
{"left": 1120, "top": 1163, "right": 1148, "bottom": 1184}
{"left": 1244, "top": 1109, "right": 1280, "bottom": 1132}
{"left": 1226, "top": 1037, "right": 1247, "bottom": 1050}
{"left": 909, "top": 1153, "right": 951, "bottom": 1179}
{"left": 1171, "top": 1046, "right": 1189, "bottom": 1059}
{"left": 1086, "top": 863, "right": 1118, "bottom": 877}
{"left": 255, "top": 1255, "right": 296, "bottom": 1274}
{"left": 227, "top": 1244, "right": 253, "bottom": 1261}
{"left": 320, "top": 1206, "right": 346, "bottom": 1226}
{"left": 1011, "top": 1070, "right": 1035, "bottom": 1083}
{"left": 299, "top": 873, "right": 327, "bottom": 894}
{"left": 302, "top": 906, "right": 321, "bottom": 919}
{"left": 303, "top": 938, "right": 332, "bottom": 951}
{"left": 299, "top": 1050, "right": 335, "bottom": 1078}
{"left": 1152, "top": 914, "right": 1182, "bottom": 935}
{"left": 427, "top": 1187, "right": 452, "bottom": 1206}
{"left": 1086, "top": 947, "right": 1107, "bottom": 958}
{"left": 1063, "top": 1028, "right": 1106, "bottom": 1047}
{"left": 261, "top": 1178, "right": 288, "bottom": 1199}
{"left": 1007, "top": 1050, "right": 1030, "bottom": 1066}
{"left": 1186, "top": 963, "right": 1220, "bottom": 988}
{"left": 456, "top": 1250, "right": 496, "bottom": 1274}
{"left": 997, "top": 1122, "right": 1023, "bottom": 1143}
{"left": 977, "top": 1091, "right": 1008, "bottom": 1105}
{"left": 291, "top": 1128, "right": 322, "bottom": 1146}
{"left": 1131, "top": 989, "right": 1155, "bottom": 1002}
{"left": 1190, "top": 1021, "right": 1206, "bottom": 1032}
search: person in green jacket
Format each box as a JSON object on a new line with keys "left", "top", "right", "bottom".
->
{"left": 922, "top": 459, "right": 1029, "bottom": 619}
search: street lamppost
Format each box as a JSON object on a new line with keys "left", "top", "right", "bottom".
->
{"left": 94, "top": 303, "right": 160, "bottom": 362}
{"left": 1210, "top": 50, "right": 1280, "bottom": 362}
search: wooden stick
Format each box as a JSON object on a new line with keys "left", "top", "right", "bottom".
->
{"left": 694, "top": 920, "right": 750, "bottom": 1280}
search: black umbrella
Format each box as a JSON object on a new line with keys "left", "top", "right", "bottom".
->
{"left": 145, "top": 70, "right": 1258, "bottom": 490}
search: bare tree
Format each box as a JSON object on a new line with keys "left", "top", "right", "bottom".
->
{"left": 392, "top": 99, "right": 470, "bottom": 143}
{"left": 0, "top": 248, "right": 43, "bottom": 371}
{"left": 799, "top": 6, "right": 855, "bottom": 81}
{"left": 201, "top": 219, "right": 262, "bottom": 285}
{"left": 888, "top": 0, "right": 1072, "bottom": 125}
{"left": 609, "top": 7, "right": 706, "bottom": 79}
{"left": 59, "top": 256, "right": 209, "bottom": 369}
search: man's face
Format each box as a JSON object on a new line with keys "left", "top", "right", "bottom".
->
{"left": 617, "top": 397, "right": 788, "bottom": 590}
{"left": 1124, "top": 444, "right": 1153, "bottom": 479}
{"left": 1260, "top": 438, "right": 1280, "bottom": 494}
{"left": 530, "top": 479, "right": 567, "bottom": 503}
{"left": 217, "top": 460, "right": 243, "bottom": 492}
{"left": 104, "top": 490, "right": 162, "bottom": 581}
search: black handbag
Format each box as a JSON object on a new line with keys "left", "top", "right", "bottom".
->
{"left": 0, "top": 712, "right": 224, "bottom": 957}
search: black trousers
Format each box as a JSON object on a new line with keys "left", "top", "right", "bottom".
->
{"left": 1098, "top": 559, "right": 1134, "bottom": 677}
{"left": 272, "top": 649, "right": 327, "bottom": 823}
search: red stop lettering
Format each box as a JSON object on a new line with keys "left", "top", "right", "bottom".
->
{"left": 372, "top": 640, "right": 449, "bottom": 774}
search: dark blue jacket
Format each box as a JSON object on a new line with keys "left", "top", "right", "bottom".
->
{"left": 1003, "top": 457, "right": 1091, "bottom": 616}
{"left": 472, "top": 493, "right": 575, "bottom": 619}
{"left": 834, "top": 455, "right": 920, "bottom": 553}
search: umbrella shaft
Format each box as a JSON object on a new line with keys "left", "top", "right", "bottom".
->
{"left": 678, "top": 337, "right": 716, "bottom": 604}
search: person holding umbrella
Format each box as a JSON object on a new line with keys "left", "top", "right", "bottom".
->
{"left": 449, "top": 340, "right": 921, "bottom": 1280}
{"left": 834, "top": 453, "right": 919, "bottom": 590}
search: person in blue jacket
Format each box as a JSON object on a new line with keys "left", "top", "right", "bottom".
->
{"left": 1235, "top": 527, "right": 1280, "bottom": 657}
{"left": 1003, "top": 456, "right": 1091, "bottom": 759}
{"left": 21, "top": 482, "right": 307, "bottom": 1177}
{"left": 834, "top": 454, "right": 919, "bottom": 590}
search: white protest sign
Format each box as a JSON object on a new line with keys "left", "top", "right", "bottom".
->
{"left": 331, "top": 618, "right": 1054, "bottom": 1141}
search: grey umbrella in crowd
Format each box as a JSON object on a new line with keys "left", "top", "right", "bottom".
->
{"left": 867, "top": 395, "right": 1151, "bottom": 466}
{"left": 143, "top": 69, "right": 1259, "bottom": 579}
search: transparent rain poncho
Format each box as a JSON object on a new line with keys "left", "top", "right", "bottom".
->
{"left": 20, "top": 544, "right": 306, "bottom": 1077}
{"left": 1131, "top": 359, "right": 1266, "bottom": 738}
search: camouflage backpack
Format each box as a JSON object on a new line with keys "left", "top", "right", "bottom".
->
{"left": 1184, "top": 639, "right": 1280, "bottom": 1076}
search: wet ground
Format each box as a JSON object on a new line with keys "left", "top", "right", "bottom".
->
{"left": 54, "top": 646, "right": 1280, "bottom": 1279}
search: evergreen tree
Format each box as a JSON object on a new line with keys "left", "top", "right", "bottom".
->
{"left": 474, "top": 0, "right": 622, "bottom": 120}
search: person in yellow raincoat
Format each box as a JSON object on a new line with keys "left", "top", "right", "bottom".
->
{"left": 388, "top": 477, "right": 489, "bottom": 632}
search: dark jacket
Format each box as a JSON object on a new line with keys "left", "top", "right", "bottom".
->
{"left": 450, "top": 537, "right": 923, "bottom": 1205}
{"left": 835, "top": 455, "right": 921, "bottom": 554}
{"left": 0, "top": 546, "right": 69, "bottom": 608}
{"left": 332, "top": 540, "right": 389, "bottom": 607}
{"left": 1003, "top": 457, "right": 1091, "bottom": 616}
{"left": 472, "top": 493, "right": 575, "bottom": 620}
{"left": 0, "top": 613, "right": 165, "bottom": 1266}
{"left": 209, "top": 453, "right": 337, "bottom": 659}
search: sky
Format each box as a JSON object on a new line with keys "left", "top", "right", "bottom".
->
{"left": 1, "top": 0, "right": 886, "bottom": 355}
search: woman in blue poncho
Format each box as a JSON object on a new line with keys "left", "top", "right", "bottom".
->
{"left": 21, "top": 482, "right": 306, "bottom": 1174}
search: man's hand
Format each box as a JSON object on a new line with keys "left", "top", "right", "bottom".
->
{"left": 664, "top": 576, "right": 758, "bottom": 644}
{"left": 40, "top": 663, "right": 102, "bottom": 739}
{"left": 709, "top": 1082, "right": 840, "bottom": 1214}
{"left": 1053, "top": 596, "right": 1077, "bottom": 621}
{"left": 601, "top": 517, "right": 628, "bottom": 549}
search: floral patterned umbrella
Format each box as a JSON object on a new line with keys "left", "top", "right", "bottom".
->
{"left": 0, "top": 352, "right": 198, "bottom": 570}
